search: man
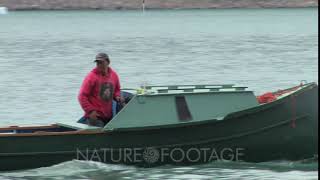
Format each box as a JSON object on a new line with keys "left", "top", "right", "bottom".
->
{"left": 78, "top": 53, "right": 123, "bottom": 127}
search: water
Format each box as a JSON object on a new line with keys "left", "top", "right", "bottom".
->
{"left": 0, "top": 160, "right": 318, "bottom": 180}
{"left": 0, "top": 8, "right": 318, "bottom": 179}
{"left": 0, "top": 7, "right": 8, "bottom": 15}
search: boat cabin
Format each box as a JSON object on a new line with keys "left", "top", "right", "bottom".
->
{"left": 105, "top": 84, "right": 259, "bottom": 131}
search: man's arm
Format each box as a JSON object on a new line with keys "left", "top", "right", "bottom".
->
{"left": 113, "top": 73, "right": 125, "bottom": 104}
{"left": 78, "top": 73, "right": 96, "bottom": 114}
{"left": 113, "top": 73, "right": 121, "bottom": 99}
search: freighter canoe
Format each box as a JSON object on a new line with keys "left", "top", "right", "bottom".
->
{"left": 0, "top": 82, "right": 318, "bottom": 171}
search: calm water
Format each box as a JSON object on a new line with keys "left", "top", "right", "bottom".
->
{"left": 0, "top": 8, "right": 318, "bottom": 179}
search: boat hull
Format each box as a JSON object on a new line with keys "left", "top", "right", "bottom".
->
{"left": 0, "top": 83, "right": 317, "bottom": 171}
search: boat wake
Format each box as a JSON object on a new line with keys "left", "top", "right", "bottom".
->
{"left": 200, "top": 158, "right": 319, "bottom": 172}
{"left": 0, "top": 160, "right": 136, "bottom": 179}
{"left": 0, "top": 159, "right": 317, "bottom": 180}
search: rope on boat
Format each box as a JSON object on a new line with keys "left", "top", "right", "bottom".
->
{"left": 289, "top": 82, "right": 306, "bottom": 128}
{"left": 271, "top": 82, "right": 307, "bottom": 129}
{"left": 291, "top": 95, "right": 297, "bottom": 128}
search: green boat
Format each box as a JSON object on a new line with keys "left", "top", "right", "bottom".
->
{"left": 0, "top": 82, "right": 318, "bottom": 171}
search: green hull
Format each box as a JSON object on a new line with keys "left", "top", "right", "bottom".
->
{"left": 0, "top": 83, "right": 318, "bottom": 171}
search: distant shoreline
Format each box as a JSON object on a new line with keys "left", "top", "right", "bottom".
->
{"left": 5, "top": 7, "right": 319, "bottom": 12}
{"left": 0, "top": 0, "right": 318, "bottom": 10}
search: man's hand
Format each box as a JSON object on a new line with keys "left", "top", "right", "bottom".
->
{"left": 115, "top": 96, "right": 126, "bottom": 106}
{"left": 89, "top": 111, "right": 100, "bottom": 120}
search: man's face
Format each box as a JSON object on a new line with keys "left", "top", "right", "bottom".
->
{"left": 96, "top": 59, "right": 109, "bottom": 73}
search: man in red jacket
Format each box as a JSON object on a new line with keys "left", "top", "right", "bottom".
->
{"left": 78, "top": 53, "right": 124, "bottom": 127}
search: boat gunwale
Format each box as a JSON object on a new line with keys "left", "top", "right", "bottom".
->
{"left": 0, "top": 129, "right": 106, "bottom": 137}
{"left": 0, "top": 124, "right": 59, "bottom": 131}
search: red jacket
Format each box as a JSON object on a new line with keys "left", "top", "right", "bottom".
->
{"left": 78, "top": 67, "right": 121, "bottom": 121}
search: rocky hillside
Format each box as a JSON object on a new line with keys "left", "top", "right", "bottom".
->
{"left": 0, "top": 0, "right": 318, "bottom": 10}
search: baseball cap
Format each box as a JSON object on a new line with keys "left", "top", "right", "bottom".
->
{"left": 94, "top": 53, "right": 110, "bottom": 63}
